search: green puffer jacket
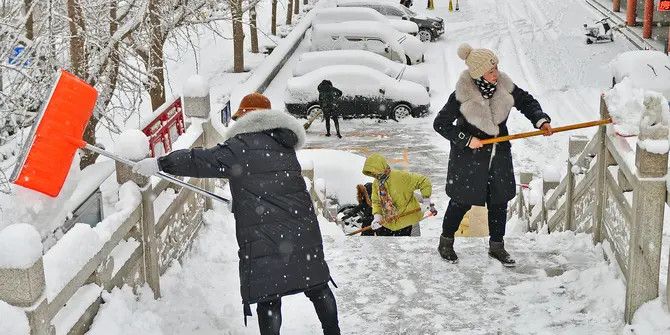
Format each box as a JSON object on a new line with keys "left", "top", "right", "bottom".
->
{"left": 362, "top": 154, "right": 432, "bottom": 231}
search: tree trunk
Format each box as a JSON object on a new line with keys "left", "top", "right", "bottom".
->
{"left": 231, "top": 0, "right": 245, "bottom": 72}
{"left": 148, "top": 0, "right": 166, "bottom": 110}
{"left": 250, "top": 3, "right": 259, "bottom": 53}
{"left": 294, "top": 0, "right": 299, "bottom": 15}
{"left": 271, "top": 0, "right": 277, "bottom": 35}
{"left": 24, "top": 0, "right": 33, "bottom": 40}
{"left": 286, "top": 0, "right": 293, "bottom": 25}
{"left": 66, "top": 0, "right": 86, "bottom": 77}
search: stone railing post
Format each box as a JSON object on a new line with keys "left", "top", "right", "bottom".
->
{"left": 183, "top": 75, "right": 221, "bottom": 211}
{"left": 592, "top": 94, "right": 610, "bottom": 244}
{"left": 518, "top": 172, "right": 533, "bottom": 220}
{"left": 115, "top": 158, "right": 161, "bottom": 299}
{"left": 0, "top": 225, "right": 54, "bottom": 335}
{"left": 624, "top": 95, "right": 669, "bottom": 323}
{"left": 565, "top": 136, "right": 590, "bottom": 231}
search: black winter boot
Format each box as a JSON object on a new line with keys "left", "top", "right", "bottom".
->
{"left": 489, "top": 241, "right": 516, "bottom": 267}
{"left": 438, "top": 235, "right": 458, "bottom": 263}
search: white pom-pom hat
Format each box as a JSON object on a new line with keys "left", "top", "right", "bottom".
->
{"left": 457, "top": 43, "right": 499, "bottom": 79}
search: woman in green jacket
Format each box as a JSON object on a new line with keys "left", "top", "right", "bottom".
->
{"left": 362, "top": 153, "right": 435, "bottom": 236}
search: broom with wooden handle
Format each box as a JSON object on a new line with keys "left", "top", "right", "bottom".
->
{"left": 479, "top": 118, "right": 612, "bottom": 145}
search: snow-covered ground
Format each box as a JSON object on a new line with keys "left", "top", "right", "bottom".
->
{"left": 81, "top": 0, "right": 670, "bottom": 333}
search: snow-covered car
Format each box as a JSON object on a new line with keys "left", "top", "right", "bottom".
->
{"left": 311, "top": 21, "right": 425, "bottom": 65}
{"left": 337, "top": 0, "right": 444, "bottom": 42}
{"left": 293, "top": 50, "right": 429, "bottom": 91}
{"left": 284, "top": 65, "right": 430, "bottom": 119}
{"left": 610, "top": 50, "right": 670, "bottom": 99}
{"left": 313, "top": 7, "right": 419, "bottom": 36}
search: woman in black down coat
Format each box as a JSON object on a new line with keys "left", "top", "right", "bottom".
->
{"left": 433, "top": 44, "right": 553, "bottom": 267}
{"left": 133, "top": 93, "right": 340, "bottom": 335}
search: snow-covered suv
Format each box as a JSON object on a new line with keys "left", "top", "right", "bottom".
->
{"left": 314, "top": 7, "right": 419, "bottom": 36}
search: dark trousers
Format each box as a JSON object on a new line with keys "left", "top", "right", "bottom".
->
{"left": 441, "top": 199, "right": 508, "bottom": 242}
{"left": 257, "top": 284, "right": 340, "bottom": 335}
{"left": 324, "top": 111, "right": 340, "bottom": 136}
{"left": 375, "top": 225, "right": 413, "bottom": 236}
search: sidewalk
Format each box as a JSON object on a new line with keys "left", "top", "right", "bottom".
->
{"left": 585, "top": 0, "right": 668, "bottom": 52}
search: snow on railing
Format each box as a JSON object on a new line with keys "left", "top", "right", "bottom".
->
{"left": 516, "top": 94, "right": 670, "bottom": 324}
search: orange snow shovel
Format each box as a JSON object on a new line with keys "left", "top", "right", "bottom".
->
{"left": 346, "top": 207, "right": 437, "bottom": 236}
{"left": 10, "top": 70, "right": 228, "bottom": 203}
{"left": 479, "top": 118, "right": 612, "bottom": 145}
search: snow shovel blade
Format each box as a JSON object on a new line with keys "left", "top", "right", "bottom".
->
{"left": 10, "top": 69, "right": 98, "bottom": 197}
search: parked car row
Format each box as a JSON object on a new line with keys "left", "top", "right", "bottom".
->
{"left": 284, "top": 1, "right": 444, "bottom": 120}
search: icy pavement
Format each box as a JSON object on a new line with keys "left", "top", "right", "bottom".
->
{"left": 88, "top": 204, "right": 627, "bottom": 335}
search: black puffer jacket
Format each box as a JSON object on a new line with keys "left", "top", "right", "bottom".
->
{"left": 434, "top": 71, "right": 550, "bottom": 205}
{"left": 157, "top": 109, "right": 330, "bottom": 317}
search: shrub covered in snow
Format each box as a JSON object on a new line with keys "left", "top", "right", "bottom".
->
{"left": 604, "top": 77, "right": 670, "bottom": 137}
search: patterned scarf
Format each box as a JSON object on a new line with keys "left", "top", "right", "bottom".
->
{"left": 377, "top": 168, "right": 397, "bottom": 220}
{"left": 474, "top": 77, "right": 497, "bottom": 99}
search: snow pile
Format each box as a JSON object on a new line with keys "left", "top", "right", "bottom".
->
{"left": 626, "top": 298, "right": 670, "bottom": 334}
{"left": 0, "top": 154, "right": 82, "bottom": 241}
{"left": 297, "top": 149, "right": 372, "bottom": 205}
{"left": 183, "top": 75, "right": 209, "bottom": 97}
{"left": 88, "top": 286, "right": 163, "bottom": 335}
{"left": 610, "top": 50, "right": 670, "bottom": 99}
{"left": 115, "top": 129, "right": 150, "bottom": 161}
{"left": 0, "top": 224, "right": 42, "bottom": 269}
{"left": 0, "top": 300, "right": 29, "bottom": 335}
{"left": 43, "top": 182, "right": 141, "bottom": 300}
{"left": 604, "top": 77, "right": 670, "bottom": 137}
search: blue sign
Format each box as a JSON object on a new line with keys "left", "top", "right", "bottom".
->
{"left": 8, "top": 44, "right": 31, "bottom": 67}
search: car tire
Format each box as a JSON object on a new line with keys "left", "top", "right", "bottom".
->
{"left": 392, "top": 103, "right": 413, "bottom": 120}
{"left": 307, "top": 104, "right": 323, "bottom": 121}
{"left": 418, "top": 29, "right": 432, "bottom": 43}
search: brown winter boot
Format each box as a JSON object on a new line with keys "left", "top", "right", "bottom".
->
{"left": 438, "top": 235, "right": 458, "bottom": 263}
{"left": 489, "top": 241, "right": 516, "bottom": 267}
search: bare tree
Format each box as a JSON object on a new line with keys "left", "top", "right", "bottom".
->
{"left": 249, "top": 0, "right": 258, "bottom": 53}
{"left": 23, "top": 0, "right": 33, "bottom": 40}
{"left": 294, "top": 0, "right": 299, "bottom": 15}
{"left": 230, "top": 0, "right": 244, "bottom": 72}
{"left": 286, "top": 0, "right": 293, "bottom": 25}
{"left": 271, "top": 0, "right": 277, "bottom": 35}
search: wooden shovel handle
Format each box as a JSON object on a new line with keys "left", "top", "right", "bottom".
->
{"left": 346, "top": 208, "right": 422, "bottom": 236}
{"left": 479, "top": 118, "right": 612, "bottom": 145}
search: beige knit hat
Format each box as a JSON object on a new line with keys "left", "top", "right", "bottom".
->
{"left": 457, "top": 43, "right": 499, "bottom": 79}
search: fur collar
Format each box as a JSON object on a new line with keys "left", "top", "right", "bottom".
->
{"left": 224, "top": 109, "right": 306, "bottom": 149}
{"left": 455, "top": 70, "right": 515, "bottom": 136}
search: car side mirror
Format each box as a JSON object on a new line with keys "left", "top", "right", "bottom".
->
{"left": 401, "top": 16, "right": 409, "bottom": 20}
{"left": 379, "top": 88, "right": 386, "bottom": 95}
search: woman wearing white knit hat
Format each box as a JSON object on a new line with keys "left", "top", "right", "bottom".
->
{"left": 433, "top": 43, "right": 553, "bottom": 267}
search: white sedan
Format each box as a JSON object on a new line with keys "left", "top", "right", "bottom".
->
{"left": 285, "top": 65, "right": 430, "bottom": 119}
{"left": 293, "top": 50, "right": 429, "bottom": 91}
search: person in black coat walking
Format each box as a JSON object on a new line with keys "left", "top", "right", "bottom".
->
{"left": 433, "top": 44, "right": 553, "bottom": 267}
{"left": 317, "top": 80, "right": 343, "bottom": 138}
{"left": 132, "top": 93, "right": 340, "bottom": 335}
